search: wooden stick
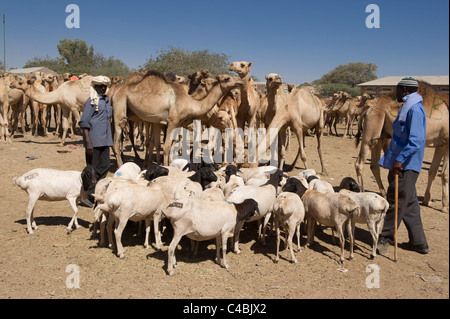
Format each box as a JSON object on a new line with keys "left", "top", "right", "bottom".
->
{"left": 394, "top": 172, "right": 399, "bottom": 262}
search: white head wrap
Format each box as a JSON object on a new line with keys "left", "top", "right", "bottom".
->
{"left": 90, "top": 76, "right": 111, "bottom": 110}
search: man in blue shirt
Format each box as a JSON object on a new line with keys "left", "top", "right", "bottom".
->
{"left": 78, "top": 76, "right": 113, "bottom": 208}
{"left": 377, "top": 77, "right": 429, "bottom": 255}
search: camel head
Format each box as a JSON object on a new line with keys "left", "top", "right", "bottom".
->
{"left": 190, "top": 77, "right": 219, "bottom": 99}
{"left": 43, "top": 74, "right": 55, "bottom": 83}
{"left": 9, "top": 77, "right": 36, "bottom": 91}
{"left": 216, "top": 75, "right": 245, "bottom": 92}
{"left": 229, "top": 61, "right": 253, "bottom": 78}
{"left": 187, "top": 68, "right": 210, "bottom": 94}
{"left": 265, "top": 73, "right": 283, "bottom": 92}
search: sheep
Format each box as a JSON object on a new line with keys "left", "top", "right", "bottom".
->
{"left": 339, "top": 189, "right": 389, "bottom": 259}
{"left": 226, "top": 169, "right": 284, "bottom": 253}
{"left": 282, "top": 177, "right": 309, "bottom": 199}
{"left": 162, "top": 198, "right": 258, "bottom": 275}
{"left": 96, "top": 183, "right": 169, "bottom": 258}
{"left": 13, "top": 166, "right": 96, "bottom": 234}
{"left": 339, "top": 177, "right": 360, "bottom": 193}
{"left": 92, "top": 177, "right": 150, "bottom": 247}
{"left": 297, "top": 169, "right": 318, "bottom": 180}
{"left": 309, "top": 178, "right": 334, "bottom": 194}
{"left": 150, "top": 167, "right": 218, "bottom": 200}
{"left": 113, "top": 162, "right": 141, "bottom": 180}
{"left": 142, "top": 164, "right": 169, "bottom": 181}
{"left": 169, "top": 158, "right": 189, "bottom": 170}
{"left": 273, "top": 192, "right": 305, "bottom": 263}
{"left": 238, "top": 165, "right": 279, "bottom": 183}
{"left": 200, "top": 187, "right": 225, "bottom": 201}
{"left": 223, "top": 174, "right": 245, "bottom": 198}
{"left": 302, "top": 190, "right": 359, "bottom": 264}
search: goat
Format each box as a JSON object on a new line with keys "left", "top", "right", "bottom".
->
{"left": 282, "top": 177, "right": 309, "bottom": 199}
{"left": 113, "top": 162, "right": 141, "bottom": 180}
{"left": 162, "top": 198, "right": 258, "bottom": 275}
{"left": 302, "top": 190, "right": 359, "bottom": 264}
{"left": 226, "top": 169, "right": 284, "bottom": 253}
{"left": 142, "top": 163, "right": 169, "bottom": 181}
{"left": 273, "top": 192, "right": 305, "bottom": 263}
{"left": 96, "top": 183, "right": 169, "bottom": 258}
{"left": 339, "top": 189, "right": 389, "bottom": 259}
{"left": 339, "top": 177, "right": 361, "bottom": 193}
{"left": 13, "top": 166, "right": 96, "bottom": 234}
{"left": 309, "top": 178, "right": 334, "bottom": 194}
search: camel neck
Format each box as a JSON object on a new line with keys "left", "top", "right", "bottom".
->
{"left": 27, "top": 85, "right": 60, "bottom": 104}
{"left": 189, "top": 83, "right": 224, "bottom": 117}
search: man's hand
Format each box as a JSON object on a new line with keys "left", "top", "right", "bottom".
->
{"left": 393, "top": 161, "right": 403, "bottom": 175}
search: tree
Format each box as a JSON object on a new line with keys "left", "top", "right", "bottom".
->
{"left": 317, "top": 83, "right": 360, "bottom": 98}
{"left": 314, "top": 62, "right": 378, "bottom": 87}
{"left": 23, "top": 38, "right": 130, "bottom": 77}
{"left": 140, "top": 46, "right": 231, "bottom": 77}
{"left": 57, "top": 38, "right": 96, "bottom": 73}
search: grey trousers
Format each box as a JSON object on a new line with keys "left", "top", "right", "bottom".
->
{"left": 380, "top": 170, "right": 428, "bottom": 246}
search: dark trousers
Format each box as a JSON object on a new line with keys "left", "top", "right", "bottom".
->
{"left": 380, "top": 170, "right": 428, "bottom": 246}
{"left": 85, "top": 146, "right": 110, "bottom": 200}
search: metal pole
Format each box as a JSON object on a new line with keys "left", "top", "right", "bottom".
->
{"left": 3, "top": 14, "right": 5, "bottom": 72}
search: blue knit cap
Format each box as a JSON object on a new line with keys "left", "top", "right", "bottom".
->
{"left": 398, "top": 77, "right": 419, "bottom": 87}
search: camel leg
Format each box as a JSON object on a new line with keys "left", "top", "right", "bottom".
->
{"left": 315, "top": 123, "right": 328, "bottom": 176}
{"left": 163, "top": 123, "right": 177, "bottom": 166}
{"left": 355, "top": 142, "right": 369, "bottom": 192}
{"left": 441, "top": 150, "right": 449, "bottom": 213}
{"left": 59, "top": 107, "right": 70, "bottom": 147}
{"left": 423, "top": 146, "right": 449, "bottom": 213}
{"left": 40, "top": 104, "right": 48, "bottom": 137}
{"left": 370, "top": 140, "right": 387, "bottom": 198}
{"left": 113, "top": 115, "right": 128, "bottom": 168}
{"left": 31, "top": 101, "right": 39, "bottom": 136}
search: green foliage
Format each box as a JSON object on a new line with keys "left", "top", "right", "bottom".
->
{"left": 314, "top": 62, "right": 378, "bottom": 88}
{"left": 317, "top": 83, "right": 361, "bottom": 98}
{"left": 23, "top": 38, "right": 130, "bottom": 77}
{"left": 140, "top": 46, "right": 231, "bottom": 77}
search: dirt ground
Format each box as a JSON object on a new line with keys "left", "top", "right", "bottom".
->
{"left": 0, "top": 124, "right": 448, "bottom": 300}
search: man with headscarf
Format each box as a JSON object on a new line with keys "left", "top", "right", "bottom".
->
{"left": 377, "top": 77, "right": 429, "bottom": 255}
{"left": 78, "top": 76, "right": 113, "bottom": 207}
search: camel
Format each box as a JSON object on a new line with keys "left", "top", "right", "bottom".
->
{"left": 111, "top": 70, "right": 244, "bottom": 167}
{"left": 325, "top": 91, "right": 352, "bottom": 136}
{"left": 0, "top": 75, "right": 11, "bottom": 143}
{"left": 10, "top": 75, "right": 93, "bottom": 146}
{"left": 258, "top": 85, "right": 327, "bottom": 175}
{"left": 2, "top": 74, "right": 28, "bottom": 137}
{"left": 354, "top": 81, "right": 449, "bottom": 213}
{"left": 27, "top": 73, "right": 49, "bottom": 137}
{"left": 43, "top": 74, "right": 62, "bottom": 136}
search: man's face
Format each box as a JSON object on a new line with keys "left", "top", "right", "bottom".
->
{"left": 396, "top": 85, "right": 406, "bottom": 103}
{"left": 95, "top": 85, "right": 107, "bottom": 95}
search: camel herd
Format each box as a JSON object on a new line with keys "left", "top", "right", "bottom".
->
{"left": 0, "top": 61, "right": 448, "bottom": 213}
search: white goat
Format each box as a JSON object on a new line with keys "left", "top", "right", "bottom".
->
{"left": 226, "top": 170, "right": 284, "bottom": 253}
{"left": 95, "top": 183, "right": 169, "bottom": 258}
{"left": 309, "top": 178, "right": 334, "bottom": 194}
{"left": 113, "top": 162, "right": 142, "bottom": 180}
{"left": 13, "top": 166, "right": 96, "bottom": 234}
{"left": 223, "top": 174, "right": 245, "bottom": 198}
{"left": 339, "top": 189, "right": 389, "bottom": 259}
{"left": 273, "top": 192, "right": 305, "bottom": 263}
{"left": 162, "top": 198, "right": 258, "bottom": 275}
{"left": 302, "top": 190, "right": 359, "bottom": 264}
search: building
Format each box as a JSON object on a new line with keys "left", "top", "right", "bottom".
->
{"left": 5, "top": 66, "right": 58, "bottom": 76}
{"left": 357, "top": 75, "right": 449, "bottom": 95}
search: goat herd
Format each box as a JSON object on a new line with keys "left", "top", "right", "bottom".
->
{"left": 13, "top": 155, "right": 389, "bottom": 276}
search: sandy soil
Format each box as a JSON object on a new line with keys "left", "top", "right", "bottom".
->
{"left": 0, "top": 124, "right": 448, "bottom": 300}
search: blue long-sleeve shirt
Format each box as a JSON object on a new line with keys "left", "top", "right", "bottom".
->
{"left": 78, "top": 96, "right": 113, "bottom": 147}
{"left": 379, "top": 94, "right": 426, "bottom": 173}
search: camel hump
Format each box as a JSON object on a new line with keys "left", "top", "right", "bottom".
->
{"left": 140, "top": 70, "right": 170, "bottom": 84}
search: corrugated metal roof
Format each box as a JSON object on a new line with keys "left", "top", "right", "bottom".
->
{"left": 358, "top": 75, "right": 449, "bottom": 87}
{"left": 6, "top": 67, "right": 58, "bottom": 75}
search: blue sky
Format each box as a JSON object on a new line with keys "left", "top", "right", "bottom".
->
{"left": 1, "top": 0, "right": 448, "bottom": 84}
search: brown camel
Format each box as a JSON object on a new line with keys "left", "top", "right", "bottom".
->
{"left": 325, "top": 91, "right": 352, "bottom": 136}
{"left": 259, "top": 85, "right": 327, "bottom": 174}
{"left": 111, "top": 71, "right": 244, "bottom": 167}
{"left": 354, "top": 81, "right": 449, "bottom": 213}
{"left": 10, "top": 75, "right": 93, "bottom": 146}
